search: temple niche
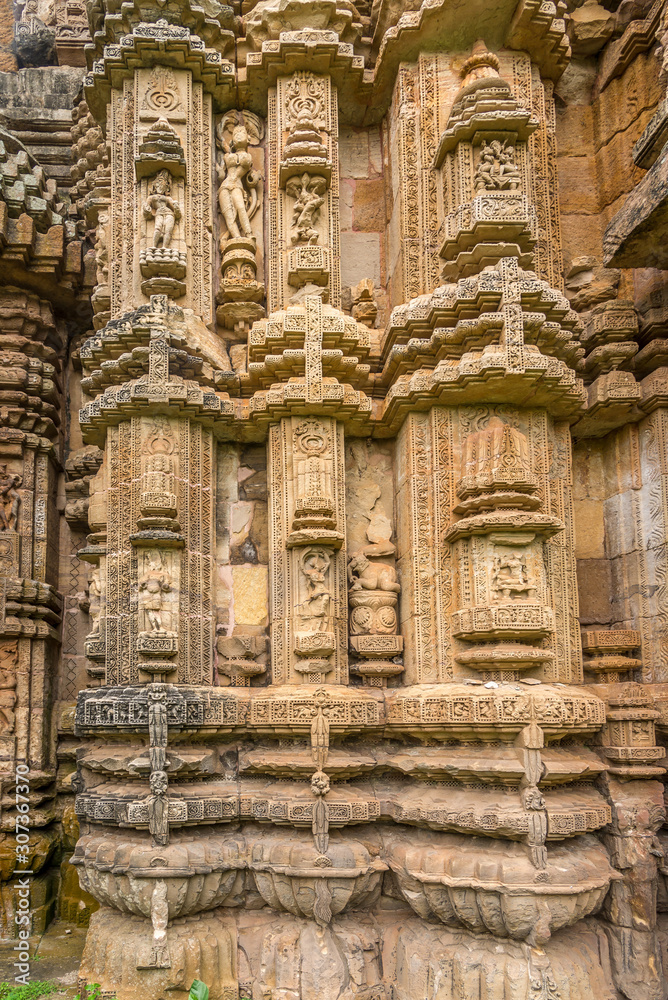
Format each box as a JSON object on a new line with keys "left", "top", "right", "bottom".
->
{"left": 1, "top": 1, "right": 668, "bottom": 999}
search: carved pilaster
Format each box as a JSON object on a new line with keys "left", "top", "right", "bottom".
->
{"left": 268, "top": 70, "right": 340, "bottom": 311}
{"left": 269, "top": 415, "right": 348, "bottom": 685}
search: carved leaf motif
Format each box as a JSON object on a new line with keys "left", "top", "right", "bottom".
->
{"left": 285, "top": 72, "right": 328, "bottom": 131}
{"left": 142, "top": 67, "right": 181, "bottom": 115}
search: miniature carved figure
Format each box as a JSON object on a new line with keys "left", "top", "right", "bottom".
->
{"left": 350, "top": 277, "right": 378, "bottom": 328}
{"left": 310, "top": 688, "right": 331, "bottom": 771}
{"left": 0, "top": 677, "right": 16, "bottom": 733}
{"left": 348, "top": 517, "right": 402, "bottom": 651}
{"left": 87, "top": 566, "right": 102, "bottom": 635}
{"left": 311, "top": 770, "right": 330, "bottom": 856}
{"left": 139, "top": 553, "right": 173, "bottom": 633}
{"left": 491, "top": 551, "right": 534, "bottom": 600}
{"left": 143, "top": 170, "right": 181, "bottom": 249}
{"left": 148, "top": 880, "right": 170, "bottom": 968}
{"left": 0, "top": 467, "right": 21, "bottom": 531}
{"left": 286, "top": 172, "right": 328, "bottom": 244}
{"left": 148, "top": 686, "right": 168, "bottom": 750}
{"left": 297, "top": 547, "right": 332, "bottom": 630}
{"left": 147, "top": 770, "right": 169, "bottom": 847}
{"left": 216, "top": 124, "right": 261, "bottom": 241}
{"left": 94, "top": 211, "right": 109, "bottom": 286}
{"left": 475, "top": 140, "right": 521, "bottom": 192}
{"left": 0, "top": 643, "right": 18, "bottom": 734}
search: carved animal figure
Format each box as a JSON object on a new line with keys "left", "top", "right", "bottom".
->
{"left": 348, "top": 552, "right": 400, "bottom": 593}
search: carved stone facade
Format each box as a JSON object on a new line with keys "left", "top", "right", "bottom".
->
{"left": 1, "top": 1, "right": 668, "bottom": 998}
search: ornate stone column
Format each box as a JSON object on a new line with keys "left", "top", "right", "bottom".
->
{"left": 65, "top": 8, "right": 641, "bottom": 1000}
{"left": 71, "top": 6, "right": 241, "bottom": 994}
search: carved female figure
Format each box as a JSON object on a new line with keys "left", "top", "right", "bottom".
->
{"left": 0, "top": 467, "right": 21, "bottom": 531}
{"left": 94, "top": 211, "right": 109, "bottom": 286}
{"left": 147, "top": 770, "right": 169, "bottom": 847}
{"left": 143, "top": 170, "right": 181, "bottom": 249}
{"left": 88, "top": 566, "right": 102, "bottom": 636}
{"left": 216, "top": 125, "right": 260, "bottom": 241}
{"left": 139, "top": 553, "right": 173, "bottom": 633}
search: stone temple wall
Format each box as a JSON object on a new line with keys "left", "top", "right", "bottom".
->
{"left": 0, "top": 1, "right": 668, "bottom": 998}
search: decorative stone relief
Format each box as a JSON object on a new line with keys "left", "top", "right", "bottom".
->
{"left": 434, "top": 42, "right": 539, "bottom": 280}
{"left": 0, "top": 467, "right": 21, "bottom": 533}
{"left": 54, "top": 0, "right": 90, "bottom": 65}
{"left": 217, "top": 117, "right": 262, "bottom": 242}
{"left": 5, "top": 5, "right": 668, "bottom": 1000}
{"left": 286, "top": 172, "right": 328, "bottom": 244}
{"left": 474, "top": 139, "right": 522, "bottom": 192}
{"left": 268, "top": 69, "right": 340, "bottom": 310}
{"left": 216, "top": 111, "right": 266, "bottom": 335}
{"left": 348, "top": 520, "right": 403, "bottom": 687}
{"left": 269, "top": 413, "right": 348, "bottom": 684}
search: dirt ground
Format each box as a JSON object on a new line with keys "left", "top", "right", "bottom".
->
{"left": 0, "top": 920, "right": 86, "bottom": 992}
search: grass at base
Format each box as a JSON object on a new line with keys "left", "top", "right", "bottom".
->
{"left": 0, "top": 983, "right": 60, "bottom": 1000}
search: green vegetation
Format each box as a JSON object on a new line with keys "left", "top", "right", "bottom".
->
{"left": 73, "top": 985, "right": 104, "bottom": 1000}
{"left": 0, "top": 982, "right": 59, "bottom": 1000}
{"left": 188, "top": 982, "right": 209, "bottom": 1000}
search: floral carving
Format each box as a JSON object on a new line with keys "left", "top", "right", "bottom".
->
{"left": 284, "top": 72, "right": 328, "bottom": 131}
{"left": 142, "top": 67, "right": 181, "bottom": 115}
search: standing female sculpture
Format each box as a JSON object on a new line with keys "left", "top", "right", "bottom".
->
{"left": 216, "top": 124, "right": 261, "bottom": 241}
